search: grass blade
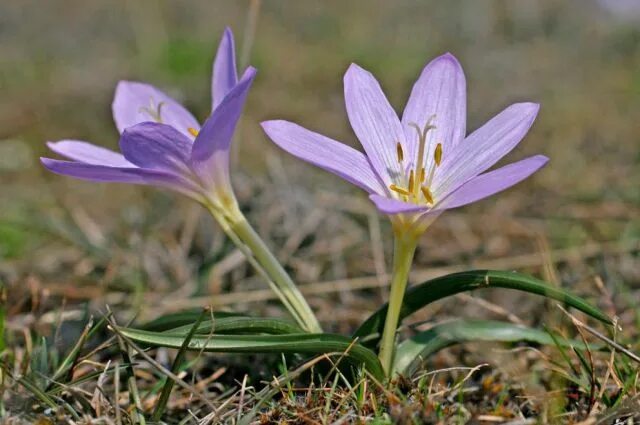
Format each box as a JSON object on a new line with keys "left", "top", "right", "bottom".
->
{"left": 152, "top": 308, "right": 209, "bottom": 421}
{"left": 354, "top": 270, "right": 611, "bottom": 347}
{"left": 0, "top": 285, "right": 5, "bottom": 354}
{"left": 118, "top": 327, "right": 384, "bottom": 381}
{"left": 393, "top": 319, "right": 592, "bottom": 376}
{"left": 48, "top": 316, "right": 94, "bottom": 388}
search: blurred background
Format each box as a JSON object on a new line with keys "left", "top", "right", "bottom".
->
{"left": 0, "top": 0, "right": 638, "bottom": 330}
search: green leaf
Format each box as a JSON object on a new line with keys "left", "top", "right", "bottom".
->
{"left": 118, "top": 327, "right": 384, "bottom": 381}
{"left": 354, "top": 270, "right": 611, "bottom": 347}
{"left": 164, "top": 316, "right": 304, "bottom": 335}
{"left": 140, "top": 310, "right": 246, "bottom": 332}
{"left": 393, "top": 319, "right": 592, "bottom": 376}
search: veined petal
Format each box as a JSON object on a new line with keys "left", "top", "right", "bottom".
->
{"left": 212, "top": 27, "right": 239, "bottom": 110}
{"left": 261, "top": 120, "right": 386, "bottom": 195}
{"left": 402, "top": 53, "right": 466, "bottom": 167}
{"left": 369, "top": 194, "right": 430, "bottom": 215}
{"left": 190, "top": 67, "right": 257, "bottom": 190}
{"left": 436, "top": 155, "right": 549, "bottom": 210}
{"left": 40, "top": 158, "right": 201, "bottom": 196}
{"left": 112, "top": 81, "right": 200, "bottom": 138}
{"left": 344, "top": 64, "right": 406, "bottom": 186}
{"left": 47, "top": 140, "right": 134, "bottom": 167}
{"left": 119, "top": 122, "right": 193, "bottom": 174}
{"left": 434, "top": 102, "right": 540, "bottom": 199}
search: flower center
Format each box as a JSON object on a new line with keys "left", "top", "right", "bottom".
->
{"left": 389, "top": 116, "right": 443, "bottom": 206}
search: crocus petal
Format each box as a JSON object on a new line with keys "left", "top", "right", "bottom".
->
{"left": 369, "top": 194, "right": 430, "bottom": 215}
{"left": 47, "top": 140, "right": 134, "bottom": 167}
{"left": 436, "top": 155, "right": 549, "bottom": 210}
{"left": 119, "top": 122, "right": 193, "bottom": 174}
{"left": 212, "top": 27, "right": 239, "bottom": 110}
{"left": 40, "top": 158, "right": 200, "bottom": 196}
{"left": 434, "top": 102, "right": 540, "bottom": 199}
{"left": 402, "top": 53, "right": 466, "bottom": 167}
{"left": 261, "top": 120, "right": 386, "bottom": 195}
{"left": 190, "top": 67, "right": 257, "bottom": 190}
{"left": 112, "top": 81, "right": 200, "bottom": 138}
{"left": 344, "top": 64, "right": 406, "bottom": 186}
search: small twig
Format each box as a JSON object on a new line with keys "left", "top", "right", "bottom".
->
{"left": 556, "top": 305, "right": 640, "bottom": 364}
{"left": 236, "top": 374, "right": 248, "bottom": 423}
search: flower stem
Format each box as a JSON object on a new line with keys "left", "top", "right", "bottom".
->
{"left": 378, "top": 234, "right": 418, "bottom": 376}
{"left": 205, "top": 203, "right": 322, "bottom": 333}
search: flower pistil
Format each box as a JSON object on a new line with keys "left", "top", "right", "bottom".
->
{"left": 139, "top": 98, "right": 166, "bottom": 123}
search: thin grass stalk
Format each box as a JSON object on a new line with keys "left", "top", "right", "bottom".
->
{"left": 48, "top": 316, "right": 94, "bottom": 387}
{"left": 151, "top": 307, "right": 210, "bottom": 421}
{"left": 115, "top": 332, "right": 146, "bottom": 424}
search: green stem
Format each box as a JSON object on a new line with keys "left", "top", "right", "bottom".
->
{"left": 378, "top": 234, "right": 417, "bottom": 376}
{"left": 204, "top": 202, "right": 322, "bottom": 333}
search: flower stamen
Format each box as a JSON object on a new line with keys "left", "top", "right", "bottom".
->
{"left": 434, "top": 143, "right": 443, "bottom": 166}
{"left": 408, "top": 170, "right": 415, "bottom": 194}
{"left": 421, "top": 186, "right": 434, "bottom": 205}
{"left": 389, "top": 184, "right": 411, "bottom": 197}
{"left": 396, "top": 142, "right": 404, "bottom": 163}
{"left": 188, "top": 127, "right": 200, "bottom": 137}
{"left": 425, "top": 142, "right": 443, "bottom": 189}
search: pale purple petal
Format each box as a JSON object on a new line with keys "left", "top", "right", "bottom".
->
{"left": 402, "top": 53, "right": 466, "bottom": 168}
{"left": 112, "top": 81, "right": 200, "bottom": 138}
{"left": 261, "top": 120, "right": 386, "bottom": 195}
{"left": 190, "top": 67, "right": 256, "bottom": 190}
{"left": 436, "top": 155, "right": 549, "bottom": 210}
{"left": 434, "top": 102, "right": 540, "bottom": 199}
{"left": 344, "top": 64, "right": 406, "bottom": 186}
{"left": 369, "top": 194, "right": 430, "bottom": 215}
{"left": 212, "top": 27, "right": 239, "bottom": 110}
{"left": 40, "top": 158, "right": 201, "bottom": 196}
{"left": 119, "top": 122, "right": 193, "bottom": 174}
{"left": 47, "top": 140, "right": 134, "bottom": 167}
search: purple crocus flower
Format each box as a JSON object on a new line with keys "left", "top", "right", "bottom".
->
{"left": 262, "top": 53, "right": 548, "bottom": 230}
{"left": 41, "top": 28, "right": 255, "bottom": 208}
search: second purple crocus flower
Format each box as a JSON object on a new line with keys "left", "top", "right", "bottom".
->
{"left": 42, "top": 28, "right": 253, "bottom": 210}
{"left": 41, "top": 28, "right": 322, "bottom": 333}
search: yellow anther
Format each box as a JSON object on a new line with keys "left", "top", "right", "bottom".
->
{"left": 390, "top": 184, "right": 411, "bottom": 197}
{"left": 434, "top": 143, "right": 443, "bottom": 166}
{"left": 408, "top": 170, "right": 415, "bottom": 193}
{"left": 421, "top": 186, "right": 434, "bottom": 205}
{"left": 419, "top": 167, "right": 426, "bottom": 183}
{"left": 396, "top": 142, "right": 404, "bottom": 163}
{"left": 188, "top": 127, "right": 200, "bottom": 137}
